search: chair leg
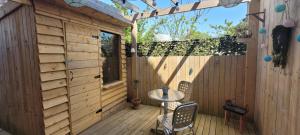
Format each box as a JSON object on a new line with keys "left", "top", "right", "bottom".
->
{"left": 190, "top": 128, "right": 195, "bottom": 135}
{"left": 159, "top": 107, "right": 162, "bottom": 114}
{"left": 239, "top": 116, "right": 244, "bottom": 133}
{"left": 224, "top": 111, "right": 229, "bottom": 125}
{"left": 155, "top": 120, "right": 159, "bottom": 134}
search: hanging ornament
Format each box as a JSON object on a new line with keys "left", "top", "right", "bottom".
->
{"left": 297, "top": 34, "right": 300, "bottom": 42}
{"left": 283, "top": 19, "right": 295, "bottom": 28}
{"left": 152, "top": 0, "right": 157, "bottom": 7}
{"left": 264, "top": 55, "right": 273, "bottom": 62}
{"left": 281, "top": 0, "right": 296, "bottom": 28}
{"left": 259, "top": 27, "right": 267, "bottom": 34}
{"left": 275, "top": 3, "right": 286, "bottom": 13}
{"left": 155, "top": 11, "right": 158, "bottom": 19}
{"left": 261, "top": 43, "right": 267, "bottom": 49}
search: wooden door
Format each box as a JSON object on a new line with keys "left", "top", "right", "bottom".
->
{"left": 65, "top": 22, "right": 102, "bottom": 134}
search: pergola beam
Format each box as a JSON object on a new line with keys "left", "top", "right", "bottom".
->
{"left": 141, "top": 0, "right": 157, "bottom": 9}
{"left": 112, "top": 0, "right": 140, "bottom": 12}
{"left": 129, "top": 0, "right": 250, "bottom": 21}
{"left": 170, "top": 0, "right": 178, "bottom": 5}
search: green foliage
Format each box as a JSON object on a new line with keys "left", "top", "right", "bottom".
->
{"left": 125, "top": 36, "right": 246, "bottom": 56}
{"left": 210, "top": 20, "right": 237, "bottom": 36}
{"left": 154, "top": 11, "right": 206, "bottom": 41}
{"left": 210, "top": 19, "right": 249, "bottom": 38}
{"left": 136, "top": 39, "right": 219, "bottom": 56}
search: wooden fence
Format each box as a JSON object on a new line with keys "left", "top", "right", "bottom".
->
{"left": 127, "top": 55, "right": 246, "bottom": 116}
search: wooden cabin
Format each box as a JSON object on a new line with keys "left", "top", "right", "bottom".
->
{"left": 1, "top": 0, "right": 300, "bottom": 135}
{"left": 0, "top": 0, "right": 130, "bottom": 134}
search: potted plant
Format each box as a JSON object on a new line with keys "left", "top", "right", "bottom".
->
{"left": 235, "top": 19, "right": 252, "bottom": 43}
{"left": 131, "top": 80, "right": 141, "bottom": 109}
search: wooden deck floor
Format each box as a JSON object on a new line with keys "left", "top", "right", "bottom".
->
{"left": 80, "top": 105, "right": 256, "bottom": 135}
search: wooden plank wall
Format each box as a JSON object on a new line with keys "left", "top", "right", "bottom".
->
{"left": 127, "top": 56, "right": 246, "bottom": 116}
{"left": 254, "top": 0, "right": 300, "bottom": 135}
{"left": 34, "top": 0, "right": 128, "bottom": 134}
{"left": 0, "top": 5, "right": 44, "bottom": 135}
{"left": 35, "top": 13, "right": 70, "bottom": 135}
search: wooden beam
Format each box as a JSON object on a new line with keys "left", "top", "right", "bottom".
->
{"left": 129, "top": 0, "right": 250, "bottom": 21}
{"left": 170, "top": 0, "right": 178, "bottom": 5}
{"left": 10, "top": 0, "right": 31, "bottom": 5}
{"left": 141, "top": 0, "right": 157, "bottom": 9}
{"left": 0, "top": 1, "right": 22, "bottom": 20}
{"left": 244, "top": 0, "right": 259, "bottom": 121}
{"left": 112, "top": 0, "right": 140, "bottom": 12}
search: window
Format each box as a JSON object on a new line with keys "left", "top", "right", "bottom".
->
{"left": 101, "top": 31, "right": 120, "bottom": 85}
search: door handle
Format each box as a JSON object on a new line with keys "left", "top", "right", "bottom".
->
{"left": 70, "top": 71, "right": 74, "bottom": 81}
{"left": 94, "top": 75, "right": 101, "bottom": 79}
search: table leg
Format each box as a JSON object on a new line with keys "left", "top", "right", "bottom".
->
{"left": 151, "top": 101, "right": 169, "bottom": 135}
{"left": 163, "top": 101, "right": 168, "bottom": 122}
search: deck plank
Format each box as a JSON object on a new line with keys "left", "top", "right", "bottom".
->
{"left": 79, "top": 105, "right": 256, "bottom": 135}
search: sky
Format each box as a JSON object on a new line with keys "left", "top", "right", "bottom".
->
{"left": 102, "top": 0, "right": 248, "bottom": 34}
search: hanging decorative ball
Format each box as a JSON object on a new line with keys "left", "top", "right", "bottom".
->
{"left": 263, "top": 55, "right": 273, "bottom": 62}
{"left": 261, "top": 43, "right": 267, "bottom": 49}
{"left": 283, "top": 19, "right": 296, "bottom": 28}
{"left": 275, "top": 4, "right": 286, "bottom": 13}
{"left": 259, "top": 27, "right": 267, "bottom": 34}
{"left": 297, "top": 34, "right": 300, "bottom": 42}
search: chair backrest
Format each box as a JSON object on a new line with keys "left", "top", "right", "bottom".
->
{"left": 172, "top": 102, "right": 198, "bottom": 129}
{"left": 178, "top": 81, "right": 193, "bottom": 101}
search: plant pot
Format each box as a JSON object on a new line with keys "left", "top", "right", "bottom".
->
{"left": 131, "top": 98, "right": 141, "bottom": 109}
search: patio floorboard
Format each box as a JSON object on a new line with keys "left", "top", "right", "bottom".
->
{"left": 80, "top": 105, "right": 256, "bottom": 135}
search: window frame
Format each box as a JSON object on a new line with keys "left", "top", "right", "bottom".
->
{"left": 100, "top": 30, "right": 122, "bottom": 86}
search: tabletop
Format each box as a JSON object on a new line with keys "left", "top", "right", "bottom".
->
{"left": 148, "top": 89, "right": 184, "bottom": 102}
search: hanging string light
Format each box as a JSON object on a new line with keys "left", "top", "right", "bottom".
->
{"left": 152, "top": 0, "right": 157, "bottom": 7}
{"left": 155, "top": 11, "right": 158, "bottom": 19}
{"left": 175, "top": 2, "right": 179, "bottom": 11}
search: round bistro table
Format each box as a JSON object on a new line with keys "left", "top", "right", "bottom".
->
{"left": 148, "top": 89, "right": 184, "bottom": 134}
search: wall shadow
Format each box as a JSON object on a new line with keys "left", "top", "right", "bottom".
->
{"left": 127, "top": 54, "right": 246, "bottom": 116}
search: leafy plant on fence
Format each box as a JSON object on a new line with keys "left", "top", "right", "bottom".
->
{"left": 126, "top": 35, "right": 246, "bottom": 56}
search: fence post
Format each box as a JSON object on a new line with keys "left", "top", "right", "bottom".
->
{"left": 131, "top": 20, "right": 138, "bottom": 99}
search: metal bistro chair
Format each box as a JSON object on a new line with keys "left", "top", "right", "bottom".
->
{"left": 156, "top": 102, "right": 198, "bottom": 135}
{"left": 161, "top": 81, "right": 193, "bottom": 113}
